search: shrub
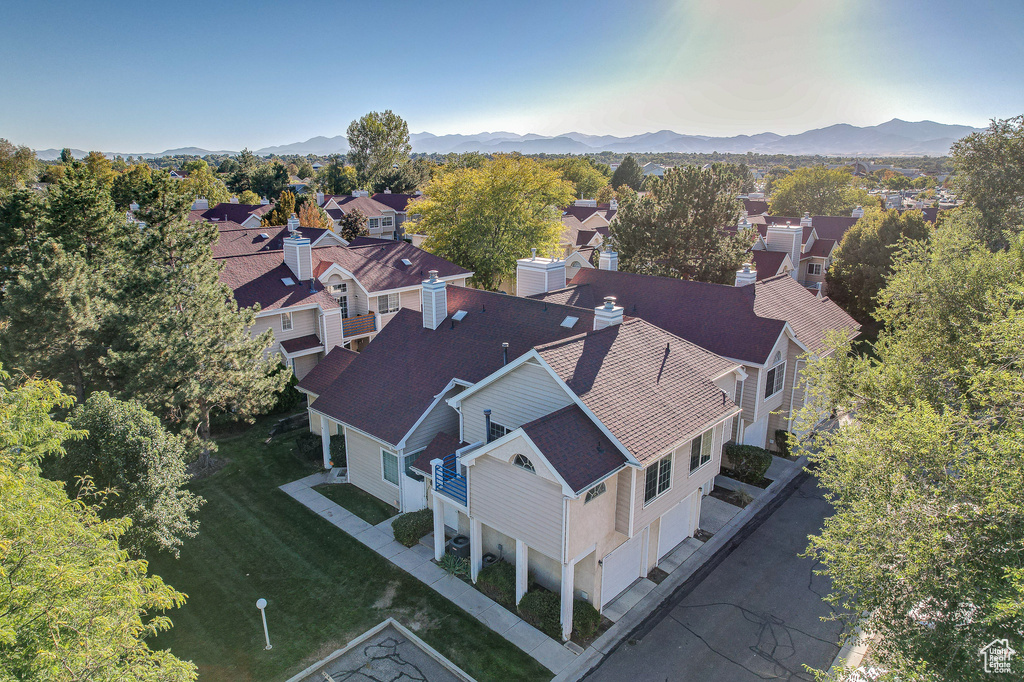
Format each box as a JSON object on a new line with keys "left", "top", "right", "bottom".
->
{"left": 392, "top": 509, "right": 433, "bottom": 548}
{"left": 774, "top": 429, "right": 792, "bottom": 457}
{"left": 573, "top": 599, "right": 601, "bottom": 641}
{"left": 269, "top": 367, "right": 303, "bottom": 414}
{"left": 518, "top": 590, "right": 561, "bottom": 639}
{"left": 439, "top": 553, "right": 469, "bottom": 578}
{"left": 295, "top": 433, "right": 321, "bottom": 462}
{"left": 329, "top": 437, "right": 346, "bottom": 468}
{"left": 477, "top": 560, "right": 516, "bottom": 605}
{"left": 725, "top": 443, "right": 773, "bottom": 484}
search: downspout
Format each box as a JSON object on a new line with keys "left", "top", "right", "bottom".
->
{"left": 562, "top": 496, "right": 570, "bottom": 565}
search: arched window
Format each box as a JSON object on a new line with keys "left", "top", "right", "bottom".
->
{"left": 512, "top": 454, "right": 535, "bottom": 473}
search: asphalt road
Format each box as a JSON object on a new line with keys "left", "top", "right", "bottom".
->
{"left": 587, "top": 472, "right": 842, "bottom": 682}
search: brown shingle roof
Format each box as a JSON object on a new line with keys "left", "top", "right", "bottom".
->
{"left": 537, "top": 319, "right": 739, "bottom": 464}
{"left": 753, "top": 274, "right": 859, "bottom": 353}
{"left": 521, "top": 405, "right": 626, "bottom": 492}
{"left": 802, "top": 238, "right": 836, "bottom": 259}
{"left": 200, "top": 202, "right": 274, "bottom": 224}
{"left": 328, "top": 195, "right": 391, "bottom": 218}
{"left": 213, "top": 225, "right": 332, "bottom": 258}
{"left": 410, "top": 432, "right": 467, "bottom": 476}
{"left": 296, "top": 347, "right": 360, "bottom": 396}
{"left": 743, "top": 199, "right": 769, "bottom": 215}
{"left": 280, "top": 334, "right": 323, "bottom": 354}
{"left": 308, "top": 287, "right": 598, "bottom": 446}
{"left": 750, "top": 250, "right": 788, "bottom": 279}
{"left": 371, "top": 193, "right": 420, "bottom": 213}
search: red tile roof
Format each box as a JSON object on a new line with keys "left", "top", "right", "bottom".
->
{"left": 308, "top": 287, "right": 598, "bottom": 446}
{"left": 537, "top": 319, "right": 739, "bottom": 464}
{"left": 521, "top": 405, "right": 626, "bottom": 492}
{"left": 296, "top": 347, "right": 360, "bottom": 397}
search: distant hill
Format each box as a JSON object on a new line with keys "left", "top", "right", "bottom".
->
{"left": 32, "top": 119, "right": 981, "bottom": 160}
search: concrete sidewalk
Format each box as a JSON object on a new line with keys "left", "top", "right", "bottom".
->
{"left": 279, "top": 474, "right": 577, "bottom": 675}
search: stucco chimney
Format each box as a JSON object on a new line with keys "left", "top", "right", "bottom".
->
{"left": 598, "top": 250, "right": 618, "bottom": 271}
{"left": 192, "top": 197, "right": 209, "bottom": 211}
{"left": 852, "top": 205, "right": 865, "bottom": 218}
{"left": 516, "top": 251, "right": 566, "bottom": 297}
{"left": 229, "top": 196, "right": 239, "bottom": 204}
{"left": 283, "top": 234, "right": 312, "bottom": 281}
{"left": 421, "top": 270, "right": 447, "bottom": 330}
{"left": 593, "top": 296, "right": 623, "bottom": 331}
{"left": 800, "top": 211, "right": 812, "bottom": 227}
{"left": 735, "top": 262, "right": 757, "bottom": 287}
{"left": 260, "top": 196, "right": 270, "bottom": 205}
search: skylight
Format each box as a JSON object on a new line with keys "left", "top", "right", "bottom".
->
{"left": 560, "top": 316, "right": 579, "bottom": 328}
{"left": 259, "top": 232, "right": 270, "bottom": 239}
{"left": 452, "top": 310, "right": 468, "bottom": 321}
{"left": 401, "top": 258, "right": 413, "bottom": 266}
{"left": 281, "top": 277, "right": 295, "bottom": 286}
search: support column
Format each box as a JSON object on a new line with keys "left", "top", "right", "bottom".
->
{"left": 560, "top": 561, "right": 575, "bottom": 641}
{"left": 515, "top": 539, "right": 528, "bottom": 605}
{"left": 431, "top": 470, "right": 446, "bottom": 562}
{"left": 470, "top": 518, "right": 483, "bottom": 583}
{"left": 320, "top": 415, "right": 331, "bottom": 469}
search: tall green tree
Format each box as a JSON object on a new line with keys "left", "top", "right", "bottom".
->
{"left": 796, "top": 225, "right": 1024, "bottom": 682}
{"left": 1, "top": 241, "right": 109, "bottom": 402}
{"left": 336, "top": 208, "right": 368, "bottom": 241}
{"left": 610, "top": 155, "right": 643, "bottom": 191}
{"left": 951, "top": 114, "right": 1024, "bottom": 250}
{"left": 609, "top": 164, "right": 752, "bottom": 284}
{"left": 56, "top": 392, "right": 204, "bottom": 557}
{"left": 0, "top": 368, "right": 197, "bottom": 681}
{"left": 261, "top": 189, "right": 295, "bottom": 226}
{"left": 84, "top": 151, "right": 115, "bottom": 188}
{"left": 249, "top": 161, "right": 289, "bottom": 200}
{"left": 226, "top": 148, "right": 260, "bottom": 194}
{"left": 373, "top": 157, "right": 433, "bottom": 194}
{"left": 109, "top": 177, "right": 288, "bottom": 464}
{"left": 44, "top": 162, "right": 124, "bottom": 264}
{"left": 825, "top": 207, "right": 932, "bottom": 321}
{"left": 346, "top": 110, "right": 412, "bottom": 188}
{"left": 411, "top": 155, "right": 575, "bottom": 290}
{"left": 0, "top": 189, "right": 43, "bottom": 294}
{"left": 177, "top": 160, "right": 230, "bottom": 207}
{"left": 768, "top": 165, "right": 868, "bottom": 217}
{"left": 110, "top": 163, "right": 153, "bottom": 211}
{"left": 0, "top": 138, "right": 37, "bottom": 194}
{"left": 315, "top": 157, "right": 358, "bottom": 195}
{"left": 545, "top": 157, "right": 610, "bottom": 199}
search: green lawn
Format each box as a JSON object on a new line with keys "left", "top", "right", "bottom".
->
{"left": 313, "top": 483, "right": 397, "bottom": 525}
{"left": 148, "top": 415, "right": 551, "bottom": 682}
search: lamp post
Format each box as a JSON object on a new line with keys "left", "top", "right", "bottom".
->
{"left": 256, "top": 598, "right": 272, "bottom": 650}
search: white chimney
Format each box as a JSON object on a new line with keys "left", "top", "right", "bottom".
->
{"left": 283, "top": 234, "right": 312, "bottom": 281}
{"left": 598, "top": 250, "right": 618, "bottom": 271}
{"left": 800, "top": 211, "right": 812, "bottom": 227}
{"left": 192, "top": 197, "right": 209, "bottom": 211}
{"left": 229, "top": 196, "right": 239, "bottom": 204}
{"left": 287, "top": 213, "right": 300, "bottom": 232}
{"left": 516, "top": 249, "right": 566, "bottom": 297}
{"left": 852, "top": 205, "right": 865, "bottom": 218}
{"left": 384, "top": 188, "right": 392, "bottom": 194}
{"left": 260, "top": 196, "right": 270, "bottom": 205}
{"left": 608, "top": 198, "right": 618, "bottom": 210}
{"left": 765, "top": 222, "right": 802, "bottom": 280}
{"left": 316, "top": 191, "right": 325, "bottom": 206}
{"left": 593, "top": 296, "right": 623, "bottom": 331}
{"left": 421, "top": 270, "right": 447, "bottom": 330}
{"left": 414, "top": 190, "right": 423, "bottom": 196}
{"left": 735, "top": 262, "right": 757, "bottom": 287}
{"left": 129, "top": 201, "right": 140, "bottom": 212}
{"left": 574, "top": 199, "right": 597, "bottom": 208}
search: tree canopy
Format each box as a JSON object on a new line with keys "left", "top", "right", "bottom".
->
{"left": 768, "top": 165, "right": 869, "bottom": 217}
{"left": 346, "top": 110, "right": 411, "bottom": 189}
{"left": 544, "top": 157, "right": 610, "bottom": 199}
{"left": 411, "top": 155, "right": 575, "bottom": 290}
{"left": 315, "top": 158, "right": 358, "bottom": 196}
{"left": 825, "top": 207, "right": 932, "bottom": 322}
{"left": 608, "top": 164, "right": 752, "bottom": 284}
{"left": 610, "top": 155, "right": 643, "bottom": 191}
{"left": 336, "top": 208, "right": 368, "bottom": 241}
{"left": 0, "top": 138, "right": 36, "bottom": 194}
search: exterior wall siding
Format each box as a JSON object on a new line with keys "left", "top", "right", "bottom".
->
{"left": 404, "top": 386, "right": 464, "bottom": 453}
{"left": 292, "top": 352, "right": 321, "bottom": 379}
{"left": 460, "top": 361, "right": 573, "bottom": 445}
{"left": 468, "top": 453, "right": 564, "bottom": 560}
{"left": 251, "top": 308, "right": 318, "bottom": 356}
{"left": 614, "top": 468, "right": 632, "bottom": 535}
{"left": 345, "top": 427, "right": 401, "bottom": 508}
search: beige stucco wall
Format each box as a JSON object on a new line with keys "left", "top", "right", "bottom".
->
{"left": 345, "top": 427, "right": 401, "bottom": 508}
{"left": 460, "top": 360, "right": 573, "bottom": 444}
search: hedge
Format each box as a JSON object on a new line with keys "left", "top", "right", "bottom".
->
{"left": 477, "top": 560, "right": 516, "bottom": 605}
{"left": 573, "top": 600, "right": 601, "bottom": 641}
{"left": 392, "top": 509, "right": 433, "bottom": 547}
{"left": 518, "top": 590, "right": 602, "bottom": 641}
{"left": 294, "top": 433, "right": 321, "bottom": 462}
{"left": 774, "top": 429, "right": 792, "bottom": 457}
{"left": 724, "top": 443, "right": 773, "bottom": 484}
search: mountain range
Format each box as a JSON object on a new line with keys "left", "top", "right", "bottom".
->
{"left": 33, "top": 119, "right": 981, "bottom": 161}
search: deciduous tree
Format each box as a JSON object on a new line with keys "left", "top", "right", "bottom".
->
{"left": 261, "top": 190, "right": 295, "bottom": 226}
{"left": 177, "top": 160, "right": 229, "bottom": 207}
{"left": 315, "top": 158, "right": 357, "bottom": 196}
{"left": 346, "top": 110, "right": 412, "bottom": 188}
{"left": 0, "top": 138, "right": 36, "bottom": 194}
{"left": 298, "top": 200, "right": 332, "bottom": 231}
{"left": 336, "top": 208, "right": 368, "bottom": 241}
{"left": 768, "top": 166, "right": 867, "bottom": 217}
{"left": 545, "top": 157, "right": 610, "bottom": 199}
{"left": 411, "top": 155, "right": 574, "bottom": 290}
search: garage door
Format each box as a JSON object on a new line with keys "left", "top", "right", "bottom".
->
{"left": 601, "top": 534, "right": 644, "bottom": 607}
{"left": 658, "top": 494, "right": 693, "bottom": 560}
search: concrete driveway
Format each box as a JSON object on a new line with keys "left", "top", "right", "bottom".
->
{"left": 586, "top": 472, "right": 842, "bottom": 682}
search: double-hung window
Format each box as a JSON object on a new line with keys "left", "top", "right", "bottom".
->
{"left": 764, "top": 358, "right": 786, "bottom": 400}
{"left": 689, "top": 428, "right": 714, "bottom": 473}
{"left": 377, "top": 293, "right": 400, "bottom": 314}
{"left": 368, "top": 218, "right": 380, "bottom": 230}
{"left": 381, "top": 215, "right": 394, "bottom": 228}
{"left": 381, "top": 449, "right": 399, "bottom": 485}
{"left": 281, "top": 311, "right": 293, "bottom": 331}
{"left": 807, "top": 262, "right": 822, "bottom": 276}
{"left": 644, "top": 455, "right": 672, "bottom": 505}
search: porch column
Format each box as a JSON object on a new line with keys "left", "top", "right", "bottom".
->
{"left": 515, "top": 539, "right": 528, "bottom": 605}
{"left": 560, "top": 561, "right": 575, "bottom": 641}
{"left": 320, "top": 415, "right": 331, "bottom": 469}
{"left": 431, "top": 466, "right": 446, "bottom": 562}
{"left": 470, "top": 518, "right": 483, "bottom": 583}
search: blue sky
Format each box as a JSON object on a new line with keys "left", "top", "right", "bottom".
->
{"left": 2, "top": 0, "right": 1022, "bottom": 152}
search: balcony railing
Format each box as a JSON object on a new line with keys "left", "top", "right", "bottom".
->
{"left": 342, "top": 313, "right": 377, "bottom": 338}
{"left": 433, "top": 452, "right": 467, "bottom": 506}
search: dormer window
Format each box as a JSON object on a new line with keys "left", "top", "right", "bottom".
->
{"left": 381, "top": 216, "right": 394, "bottom": 228}
{"left": 512, "top": 454, "right": 535, "bottom": 473}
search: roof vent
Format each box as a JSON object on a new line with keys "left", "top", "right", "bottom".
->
{"left": 281, "top": 277, "right": 295, "bottom": 286}
{"left": 452, "top": 310, "right": 468, "bottom": 321}
{"left": 401, "top": 258, "right": 413, "bottom": 266}
{"left": 560, "top": 316, "right": 579, "bottom": 328}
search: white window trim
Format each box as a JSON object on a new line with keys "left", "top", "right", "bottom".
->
{"left": 381, "top": 448, "right": 399, "bottom": 487}
{"left": 643, "top": 454, "right": 673, "bottom": 507}
{"left": 281, "top": 311, "right": 293, "bottom": 331}
{"left": 512, "top": 453, "right": 535, "bottom": 473}
{"left": 584, "top": 482, "right": 607, "bottom": 504}
{"left": 378, "top": 293, "right": 400, "bottom": 314}
{"left": 689, "top": 428, "right": 715, "bottom": 475}
{"left": 764, "top": 360, "right": 786, "bottom": 401}
{"left": 807, "top": 262, "right": 822, "bottom": 276}
{"left": 489, "top": 421, "right": 510, "bottom": 442}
